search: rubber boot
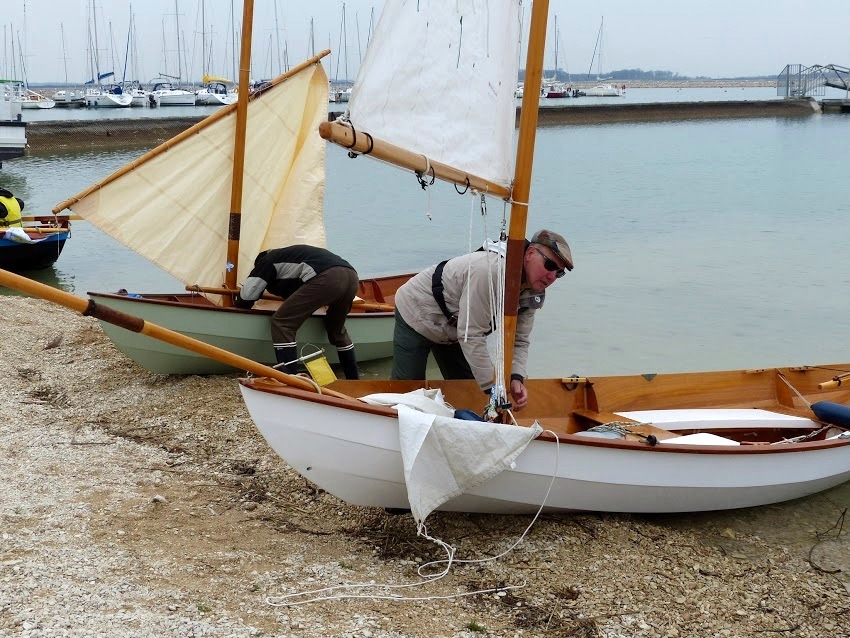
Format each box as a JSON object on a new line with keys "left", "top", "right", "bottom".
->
{"left": 337, "top": 346, "right": 360, "bottom": 380}
{"left": 274, "top": 344, "right": 300, "bottom": 374}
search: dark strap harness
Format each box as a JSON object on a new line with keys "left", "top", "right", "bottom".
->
{"left": 432, "top": 241, "right": 534, "bottom": 327}
{"left": 431, "top": 260, "right": 457, "bottom": 326}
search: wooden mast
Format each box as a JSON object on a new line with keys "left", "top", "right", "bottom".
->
{"left": 502, "top": 0, "right": 550, "bottom": 380}
{"left": 222, "top": 0, "right": 255, "bottom": 305}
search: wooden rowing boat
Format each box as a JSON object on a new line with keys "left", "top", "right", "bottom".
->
{"left": 239, "top": 366, "right": 850, "bottom": 513}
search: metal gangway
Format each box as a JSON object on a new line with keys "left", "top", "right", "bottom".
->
{"left": 777, "top": 64, "right": 850, "bottom": 97}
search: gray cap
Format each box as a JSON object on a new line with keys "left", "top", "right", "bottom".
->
{"left": 531, "top": 229, "right": 573, "bottom": 271}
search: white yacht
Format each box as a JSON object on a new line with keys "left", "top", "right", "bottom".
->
{"left": 51, "top": 89, "right": 85, "bottom": 107}
{"left": 195, "top": 80, "right": 237, "bottom": 106}
{"left": 84, "top": 85, "right": 132, "bottom": 108}
{"left": 150, "top": 81, "right": 196, "bottom": 107}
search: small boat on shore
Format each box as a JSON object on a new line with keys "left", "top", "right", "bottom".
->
{"left": 240, "top": 365, "right": 850, "bottom": 514}
{"left": 86, "top": 272, "right": 408, "bottom": 374}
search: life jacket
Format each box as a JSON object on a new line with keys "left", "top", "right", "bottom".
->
{"left": 0, "top": 189, "right": 24, "bottom": 228}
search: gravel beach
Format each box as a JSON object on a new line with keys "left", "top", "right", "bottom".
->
{"left": 1, "top": 295, "right": 848, "bottom": 638}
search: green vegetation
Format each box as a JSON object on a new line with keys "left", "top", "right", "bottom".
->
{"left": 464, "top": 620, "right": 486, "bottom": 633}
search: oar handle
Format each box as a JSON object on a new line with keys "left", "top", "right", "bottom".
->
{"left": 0, "top": 269, "right": 353, "bottom": 400}
{"left": 819, "top": 378, "right": 845, "bottom": 390}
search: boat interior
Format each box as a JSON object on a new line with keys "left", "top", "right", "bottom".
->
{"left": 266, "top": 364, "right": 850, "bottom": 447}
{"left": 90, "top": 272, "right": 414, "bottom": 314}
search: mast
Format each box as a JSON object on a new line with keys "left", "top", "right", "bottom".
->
{"left": 91, "top": 0, "right": 102, "bottom": 85}
{"left": 501, "top": 0, "right": 550, "bottom": 379}
{"left": 553, "top": 15, "right": 558, "bottom": 80}
{"left": 222, "top": 0, "right": 255, "bottom": 300}
{"left": 60, "top": 24, "right": 69, "bottom": 84}
{"left": 273, "top": 0, "right": 282, "bottom": 76}
{"left": 201, "top": 0, "right": 206, "bottom": 77}
{"left": 175, "top": 0, "right": 183, "bottom": 83}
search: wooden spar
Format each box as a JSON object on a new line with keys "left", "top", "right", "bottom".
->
{"left": 52, "top": 51, "right": 331, "bottom": 215}
{"left": 21, "top": 215, "right": 83, "bottom": 222}
{"left": 502, "top": 0, "right": 550, "bottom": 380}
{"left": 185, "top": 284, "right": 394, "bottom": 312}
{"left": 222, "top": 0, "right": 256, "bottom": 306}
{"left": 0, "top": 268, "right": 354, "bottom": 400}
{"left": 319, "top": 121, "right": 512, "bottom": 201}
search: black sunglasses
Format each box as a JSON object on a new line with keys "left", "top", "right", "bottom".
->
{"left": 533, "top": 246, "right": 566, "bottom": 278}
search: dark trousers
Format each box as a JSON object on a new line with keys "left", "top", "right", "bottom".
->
{"left": 270, "top": 266, "right": 359, "bottom": 348}
{"left": 390, "top": 310, "right": 473, "bottom": 381}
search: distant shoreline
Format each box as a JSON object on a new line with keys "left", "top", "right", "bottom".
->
{"left": 554, "top": 79, "right": 776, "bottom": 89}
{"left": 27, "top": 79, "right": 778, "bottom": 93}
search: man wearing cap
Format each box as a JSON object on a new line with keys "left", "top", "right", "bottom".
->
{"left": 391, "top": 229, "right": 573, "bottom": 411}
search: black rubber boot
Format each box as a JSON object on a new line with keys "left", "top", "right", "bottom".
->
{"left": 337, "top": 347, "right": 360, "bottom": 380}
{"left": 274, "top": 344, "right": 300, "bottom": 374}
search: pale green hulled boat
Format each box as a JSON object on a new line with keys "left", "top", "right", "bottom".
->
{"left": 87, "top": 272, "right": 408, "bottom": 374}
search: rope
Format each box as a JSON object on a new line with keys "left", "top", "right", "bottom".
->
{"left": 588, "top": 422, "right": 659, "bottom": 445}
{"left": 776, "top": 372, "right": 812, "bottom": 409}
{"left": 265, "top": 429, "right": 562, "bottom": 607}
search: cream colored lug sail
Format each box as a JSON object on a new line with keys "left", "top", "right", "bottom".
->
{"left": 347, "top": 0, "right": 521, "bottom": 189}
{"left": 68, "top": 63, "right": 329, "bottom": 292}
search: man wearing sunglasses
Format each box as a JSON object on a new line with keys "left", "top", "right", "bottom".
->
{"left": 391, "top": 228, "right": 573, "bottom": 412}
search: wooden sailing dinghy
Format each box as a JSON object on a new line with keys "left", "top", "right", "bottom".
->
{"left": 51, "top": 47, "right": 406, "bottom": 374}
{"left": 236, "top": 0, "right": 850, "bottom": 516}
{"left": 240, "top": 367, "right": 850, "bottom": 513}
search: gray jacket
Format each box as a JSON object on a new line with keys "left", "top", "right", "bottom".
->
{"left": 394, "top": 250, "right": 544, "bottom": 390}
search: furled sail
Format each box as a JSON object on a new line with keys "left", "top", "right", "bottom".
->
{"left": 347, "top": 0, "right": 521, "bottom": 189}
{"left": 62, "top": 62, "right": 328, "bottom": 292}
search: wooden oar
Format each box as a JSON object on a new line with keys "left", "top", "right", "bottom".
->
{"left": 186, "top": 284, "right": 394, "bottom": 312}
{"left": 0, "top": 269, "right": 354, "bottom": 400}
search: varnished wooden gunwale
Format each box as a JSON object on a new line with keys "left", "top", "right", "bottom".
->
{"left": 87, "top": 272, "right": 414, "bottom": 317}
{"left": 239, "top": 364, "right": 850, "bottom": 455}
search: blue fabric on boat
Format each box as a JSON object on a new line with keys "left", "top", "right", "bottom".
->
{"left": 453, "top": 409, "right": 485, "bottom": 421}
{"left": 812, "top": 401, "right": 850, "bottom": 428}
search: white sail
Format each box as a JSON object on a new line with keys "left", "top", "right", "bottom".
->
{"left": 347, "top": 0, "right": 521, "bottom": 188}
{"left": 67, "top": 63, "right": 329, "bottom": 291}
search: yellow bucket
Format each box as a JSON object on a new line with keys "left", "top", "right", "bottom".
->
{"left": 299, "top": 345, "right": 337, "bottom": 386}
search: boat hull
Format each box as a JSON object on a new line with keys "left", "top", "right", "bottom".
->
{"left": 0, "top": 232, "right": 68, "bottom": 270}
{"left": 238, "top": 367, "right": 850, "bottom": 514}
{"left": 87, "top": 277, "right": 409, "bottom": 373}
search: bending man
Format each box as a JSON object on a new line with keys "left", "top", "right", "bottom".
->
{"left": 235, "top": 245, "right": 360, "bottom": 379}
{"left": 391, "top": 229, "right": 572, "bottom": 411}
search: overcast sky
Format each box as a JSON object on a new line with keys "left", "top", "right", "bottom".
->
{"left": 3, "top": 0, "right": 849, "bottom": 83}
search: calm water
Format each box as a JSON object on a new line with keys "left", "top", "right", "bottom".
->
{"left": 3, "top": 109, "right": 849, "bottom": 378}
